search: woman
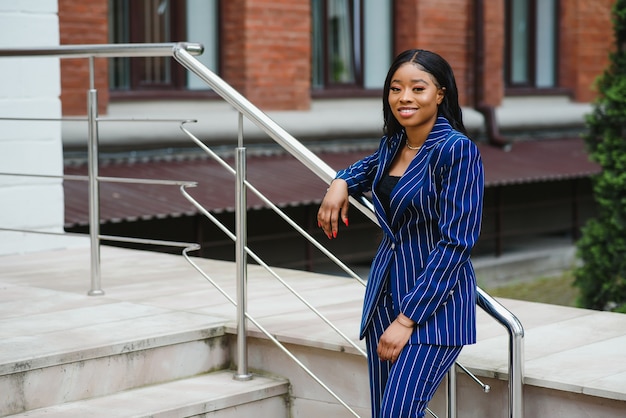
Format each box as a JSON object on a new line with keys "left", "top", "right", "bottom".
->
{"left": 317, "top": 49, "right": 484, "bottom": 417}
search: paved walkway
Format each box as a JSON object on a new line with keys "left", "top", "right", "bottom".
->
{"left": 1, "top": 243, "right": 625, "bottom": 409}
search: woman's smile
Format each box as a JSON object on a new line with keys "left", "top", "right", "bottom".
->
{"left": 397, "top": 106, "right": 418, "bottom": 117}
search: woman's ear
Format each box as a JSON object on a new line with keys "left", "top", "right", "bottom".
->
{"left": 437, "top": 87, "right": 446, "bottom": 105}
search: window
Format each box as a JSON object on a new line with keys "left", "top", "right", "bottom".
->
{"left": 505, "top": 0, "right": 558, "bottom": 90}
{"left": 109, "top": 0, "right": 219, "bottom": 93}
{"left": 312, "top": 0, "right": 392, "bottom": 92}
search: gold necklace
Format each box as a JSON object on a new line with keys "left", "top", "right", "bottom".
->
{"left": 406, "top": 142, "right": 421, "bottom": 150}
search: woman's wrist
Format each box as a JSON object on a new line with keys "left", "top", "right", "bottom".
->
{"left": 396, "top": 314, "right": 415, "bottom": 328}
{"left": 329, "top": 177, "right": 346, "bottom": 187}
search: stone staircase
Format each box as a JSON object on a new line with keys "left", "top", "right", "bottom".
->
{"left": 1, "top": 322, "right": 291, "bottom": 417}
{"left": 0, "top": 246, "right": 371, "bottom": 417}
{"left": 2, "top": 245, "right": 626, "bottom": 418}
{"left": 6, "top": 371, "right": 289, "bottom": 417}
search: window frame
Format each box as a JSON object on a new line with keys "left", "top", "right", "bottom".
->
{"left": 109, "top": 0, "right": 221, "bottom": 100}
{"left": 128, "top": 0, "right": 187, "bottom": 91}
{"left": 504, "top": 0, "right": 568, "bottom": 96}
{"left": 312, "top": 0, "right": 385, "bottom": 98}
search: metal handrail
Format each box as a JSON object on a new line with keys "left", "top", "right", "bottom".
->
{"left": 0, "top": 42, "right": 524, "bottom": 417}
{"left": 178, "top": 121, "right": 367, "bottom": 285}
{"left": 0, "top": 42, "right": 203, "bottom": 58}
{"left": 180, "top": 246, "right": 362, "bottom": 417}
{"left": 1, "top": 41, "right": 366, "bottom": 415}
{"left": 177, "top": 164, "right": 367, "bottom": 358}
{"left": 477, "top": 288, "right": 524, "bottom": 417}
{"left": 171, "top": 44, "right": 524, "bottom": 418}
{"left": 171, "top": 47, "right": 379, "bottom": 224}
{"left": 0, "top": 168, "right": 364, "bottom": 416}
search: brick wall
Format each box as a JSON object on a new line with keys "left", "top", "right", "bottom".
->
{"left": 560, "top": 0, "right": 613, "bottom": 102}
{"left": 221, "top": 0, "right": 246, "bottom": 97}
{"left": 480, "top": 0, "right": 505, "bottom": 107}
{"left": 393, "top": 2, "right": 420, "bottom": 54}
{"left": 58, "top": 0, "right": 109, "bottom": 116}
{"left": 56, "top": 0, "right": 613, "bottom": 116}
{"left": 222, "top": 0, "right": 311, "bottom": 110}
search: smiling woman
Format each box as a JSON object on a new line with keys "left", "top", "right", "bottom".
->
{"left": 317, "top": 49, "right": 484, "bottom": 418}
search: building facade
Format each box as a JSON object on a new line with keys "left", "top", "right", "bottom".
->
{"left": 1, "top": 0, "right": 612, "bottom": 262}
{"left": 58, "top": 0, "right": 613, "bottom": 120}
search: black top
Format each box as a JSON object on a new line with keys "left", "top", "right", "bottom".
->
{"left": 376, "top": 173, "right": 400, "bottom": 219}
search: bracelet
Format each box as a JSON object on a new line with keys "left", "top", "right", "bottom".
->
{"left": 396, "top": 317, "right": 415, "bottom": 328}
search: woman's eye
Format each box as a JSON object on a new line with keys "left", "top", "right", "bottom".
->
{"left": 413, "top": 87, "right": 425, "bottom": 92}
{"left": 390, "top": 86, "right": 400, "bottom": 92}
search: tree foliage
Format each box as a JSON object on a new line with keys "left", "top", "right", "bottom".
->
{"left": 575, "top": 0, "right": 626, "bottom": 312}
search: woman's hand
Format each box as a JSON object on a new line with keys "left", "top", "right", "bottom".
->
{"left": 317, "top": 179, "right": 349, "bottom": 239}
{"left": 377, "top": 314, "right": 415, "bottom": 363}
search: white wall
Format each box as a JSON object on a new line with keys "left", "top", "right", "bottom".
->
{"left": 0, "top": 1, "right": 86, "bottom": 255}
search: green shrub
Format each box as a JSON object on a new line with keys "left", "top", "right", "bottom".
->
{"left": 575, "top": 0, "right": 626, "bottom": 313}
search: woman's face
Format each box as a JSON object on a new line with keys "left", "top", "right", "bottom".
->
{"left": 387, "top": 62, "right": 444, "bottom": 133}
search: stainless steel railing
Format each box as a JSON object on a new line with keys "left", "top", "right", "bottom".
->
{"left": 0, "top": 42, "right": 524, "bottom": 418}
{"left": 172, "top": 43, "right": 525, "bottom": 418}
{"left": 1, "top": 42, "right": 367, "bottom": 417}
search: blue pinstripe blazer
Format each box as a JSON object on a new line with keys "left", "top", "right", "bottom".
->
{"left": 336, "top": 116, "right": 484, "bottom": 346}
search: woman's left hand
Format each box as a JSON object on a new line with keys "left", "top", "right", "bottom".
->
{"left": 377, "top": 315, "right": 415, "bottom": 363}
{"left": 317, "top": 179, "right": 349, "bottom": 239}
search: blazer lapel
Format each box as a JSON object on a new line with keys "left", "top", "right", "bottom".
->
{"left": 387, "top": 117, "right": 452, "bottom": 228}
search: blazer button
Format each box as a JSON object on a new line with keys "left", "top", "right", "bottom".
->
{"left": 391, "top": 243, "right": 395, "bottom": 250}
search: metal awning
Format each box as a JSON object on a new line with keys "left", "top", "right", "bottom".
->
{"left": 64, "top": 137, "right": 600, "bottom": 228}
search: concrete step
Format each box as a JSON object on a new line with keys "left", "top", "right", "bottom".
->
{"left": 4, "top": 247, "right": 626, "bottom": 417}
{"left": 1, "top": 318, "right": 233, "bottom": 416}
{"left": 4, "top": 370, "right": 290, "bottom": 418}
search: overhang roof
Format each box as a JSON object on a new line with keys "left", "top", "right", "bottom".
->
{"left": 64, "top": 137, "right": 600, "bottom": 228}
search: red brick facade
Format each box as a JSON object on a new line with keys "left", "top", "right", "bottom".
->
{"left": 58, "top": 0, "right": 109, "bottom": 115}
{"left": 481, "top": 1, "right": 506, "bottom": 107}
{"left": 222, "top": 0, "right": 311, "bottom": 110}
{"left": 560, "top": 0, "right": 614, "bottom": 102}
{"left": 58, "top": 0, "right": 613, "bottom": 116}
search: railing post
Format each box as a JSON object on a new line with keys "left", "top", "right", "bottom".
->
{"left": 87, "top": 56, "right": 104, "bottom": 296}
{"left": 234, "top": 114, "right": 252, "bottom": 381}
{"left": 509, "top": 323, "right": 525, "bottom": 418}
{"left": 476, "top": 288, "right": 524, "bottom": 418}
{"left": 447, "top": 366, "right": 457, "bottom": 418}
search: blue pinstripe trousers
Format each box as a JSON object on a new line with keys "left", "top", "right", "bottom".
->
{"left": 365, "top": 285, "right": 462, "bottom": 417}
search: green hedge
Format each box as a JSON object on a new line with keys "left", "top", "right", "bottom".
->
{"left": 575, "top": 0, "right": 626, "bottom": 312}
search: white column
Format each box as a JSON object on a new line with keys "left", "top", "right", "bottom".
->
{"left": 0, "top": 1, "right": 86, "bottom": 255}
